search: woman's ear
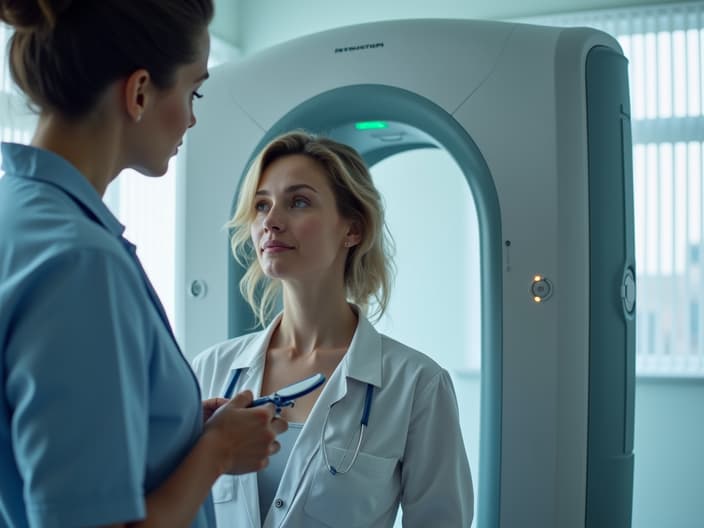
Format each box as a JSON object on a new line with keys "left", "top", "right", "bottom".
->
{"left": 123, "top": 69, "right": 151, "bottom": 123}
{"left": 344, "top": 220, "right": 363, "bottom": 248}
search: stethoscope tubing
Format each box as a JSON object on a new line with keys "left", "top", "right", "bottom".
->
{"left": 321, "top": 383, "right": 374, "bottom": 475}
{"left": 223, "top": 369, "right": 242, "bottom": 399}
{"left": 222, "top": 369, "right": 290, "bottom": 410}
{"left": 223, "top": 368, "right": 374, "bottom": 475}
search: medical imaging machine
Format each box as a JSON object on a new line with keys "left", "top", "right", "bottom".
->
{"left": 181, "top": 19, "right": 636, "bottom": 527}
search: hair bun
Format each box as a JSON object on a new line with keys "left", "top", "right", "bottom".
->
{"left": 0, "top": 0, "right": 73, "bottom": 32}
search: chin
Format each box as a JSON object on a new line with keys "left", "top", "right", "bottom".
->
{"left": 263, "top": 269, "right": 285, "bottom": 280}
{"left": 153, "top": 162, "right": 171, "bottom": 177}
{"left": 262, "top": 263, "right": 291, "bottom": 280}
{"left": 131, "top": 160, "right": 170, "bottom": 178}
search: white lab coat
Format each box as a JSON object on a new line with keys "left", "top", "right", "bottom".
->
{"left": 191, "top": 312, "right": 473, "bottom": 528}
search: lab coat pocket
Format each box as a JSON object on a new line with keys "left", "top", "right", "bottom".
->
{"left": 304, "top": 447, "right": 398, "bottom": 527}
{"left": 212, "top": 474, "right": 237, "bottom": 503}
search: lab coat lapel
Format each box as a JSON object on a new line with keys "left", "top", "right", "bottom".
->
{"left": 298, "top": 312, "right": 383, "bottom": 454}
{"left": 224, "top": 316, "right": 281, "bottom": 528}
{"left": 342, "top": 314, "right": 383, "bottom": 389}
{"left": 217, "top": 314, "right": 282, "bottom": 398}
{"left": 298, "top": 312, "right": 383, "bottom": 451}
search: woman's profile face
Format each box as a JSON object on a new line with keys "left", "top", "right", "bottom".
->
{"left": 130, "top": 30, "right": 210, "bottom": 176}
{"left": 251, "top": 154, "right": 354, "bottom": 284}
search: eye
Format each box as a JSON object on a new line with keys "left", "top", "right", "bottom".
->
{"left": 192, "top": 91, "right": 204, "bottom": 100}
{"left": 254, "top": 200, "right": 270, "bottom": 213}
{"left": 292, "top": 197, "right": 309, "bottom": 208}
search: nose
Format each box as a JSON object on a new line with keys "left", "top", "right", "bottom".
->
{"left": 189, "top": 111, "right": 197, "bottom": 128}
{"left": 262, "top": 205, "right": 284, "bottom": 232}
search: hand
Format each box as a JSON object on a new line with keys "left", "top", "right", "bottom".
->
{"left": 204, "top": 390, "right": 288, "bottom": 475}
{"left": 202, "top": 397, "right": 229, "bottom": 424}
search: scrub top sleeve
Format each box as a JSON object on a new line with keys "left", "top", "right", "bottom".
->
{"left": 400, "top": 369, "right": 474, "bottom": 527}
{"left": 5, "top": 248, "right": 149, "bottom": 527}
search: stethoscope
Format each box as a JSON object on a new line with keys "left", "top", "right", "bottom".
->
{"left": 223, "top": 368, "right": 375, "bottom": 476}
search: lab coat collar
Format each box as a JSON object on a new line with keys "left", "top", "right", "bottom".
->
{"left": 223, "top": 314, "right": 282, "bottom": 397}
{"left": 306, "top": 308, "right": 382, "bottom": 414}
{"left": 225, "top": 308, "right": 383, "bottom": 397}
{"left": 340, "top": 311, "right": 383, "bottom": 389}
{"left": 229, "top": 315, "right": 281, "bottom": 371}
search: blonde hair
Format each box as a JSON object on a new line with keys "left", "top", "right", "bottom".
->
{"left": 228, "top": 130, "right": 395, "bottom": 327}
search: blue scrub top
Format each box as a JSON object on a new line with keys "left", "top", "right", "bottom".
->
{"left": 0, "top": 143, "right": 215, "bottom": 528}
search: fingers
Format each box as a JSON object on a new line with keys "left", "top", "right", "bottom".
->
{"left": 203, "top": 397, "right": 229, "bottom": 413}
{"left": 203, "top": 391, "right": 290, "bottom": 475}
{"left": 271, "top": 416, "right": 288, "bottom": 435}
{"left": 202, "top": 397, "right": 229, "bottom": 423}
{"left": 230, "top": 389, "right": 253, "bottom": 408}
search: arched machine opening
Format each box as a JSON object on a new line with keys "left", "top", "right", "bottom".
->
{"left": 182, "top": 19, "right": 635, "bottom": 527}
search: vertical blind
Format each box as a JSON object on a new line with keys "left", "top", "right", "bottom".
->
{"left": 524, "top": 1, "right": 704, "bottom": 376}
{"left": 0, "top": 24, "right": 35, "bottom": 151}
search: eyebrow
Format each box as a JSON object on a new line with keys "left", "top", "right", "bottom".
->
{"left": 195, "top": 71, "right": 210, "bottom": 83}
{"left": 255, "top": 184, "right": 319, "bottom": 196}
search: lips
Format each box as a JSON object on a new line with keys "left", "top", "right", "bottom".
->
{"left": 262, "top": 240, "right": 294, "bottom": 251}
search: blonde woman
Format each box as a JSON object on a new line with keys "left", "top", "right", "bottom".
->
{"left": 192, "top": 131, "right": 473, "bottom": 527}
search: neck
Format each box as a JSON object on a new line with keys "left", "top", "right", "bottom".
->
{"left": 276, "top": 283, "right": 358, "bottom": 356}
{"left": 31, "top": 97, "right": 124, "bottom": 197}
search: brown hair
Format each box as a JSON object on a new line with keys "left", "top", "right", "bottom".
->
{"left": 0, "top": 0, "right": 214, "bottom": 118}
{"left": 228, "top": 130, "right": 396, "bottom": 327}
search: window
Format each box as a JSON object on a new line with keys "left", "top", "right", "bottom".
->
{"left": 523, "top": 1, "right": 704, "bottom": 377}
{"left": 1, "top": 24, "right": 36, "bottom": 169}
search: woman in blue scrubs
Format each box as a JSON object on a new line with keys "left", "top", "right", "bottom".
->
{"left": 0, "top": 2, "right": 286, "bottom": 527}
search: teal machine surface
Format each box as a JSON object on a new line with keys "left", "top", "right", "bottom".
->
{"left": 585, "top": 46, "right": 636, "bottom": 526}
{"left": 182, "top": 20, "right": 635, "bottom": 527}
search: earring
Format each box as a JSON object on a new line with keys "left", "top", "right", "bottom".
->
{"left": 136, "top": 112, "right": 143, "bottom": 123}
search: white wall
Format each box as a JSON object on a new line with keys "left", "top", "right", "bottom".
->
{"left": 211, "top": 0, "right": 240, "bottom": 50}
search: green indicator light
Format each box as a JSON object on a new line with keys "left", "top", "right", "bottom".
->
{"left": 355, "top": 121, "right": 388, "bottom": 130}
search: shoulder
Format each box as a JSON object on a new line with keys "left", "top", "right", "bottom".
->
{"left": 1, "top": 228, "right": 136, "bottom": 308}
{"left": 379, "top": 331, "right": 443, "bottom": 371}
{"left": 377, "top": 331, "right": 448, "bottom": 388}
{"left": 191, "top": 329, "right": 267, "bottom": 397}
{"left": 191, "top": 330, "right": 263, "bottom": 377}
{"left": 369, "top": 330, "right": 462, "bottom": 437}
{"left": 0, "top": 178, "right": 125, "bottom": 261}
